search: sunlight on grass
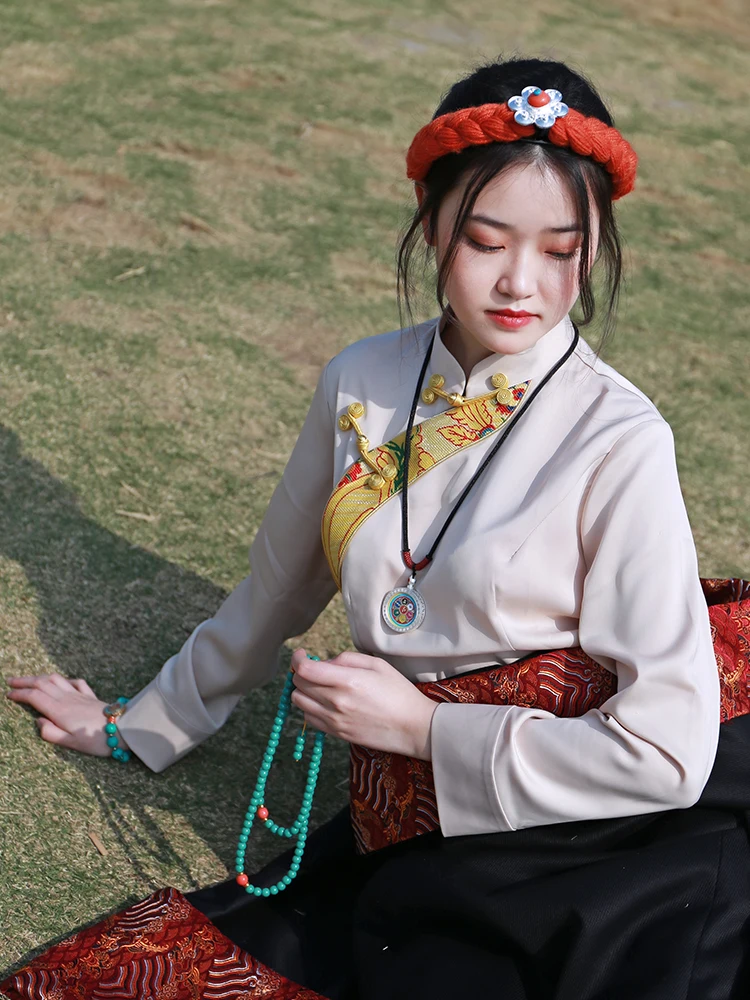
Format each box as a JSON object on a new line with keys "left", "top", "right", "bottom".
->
{"left": 1, "top": 0, "right": 748, "bottom": 972}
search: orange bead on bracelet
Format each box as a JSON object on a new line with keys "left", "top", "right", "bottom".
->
{"left": 102, "top": 697, "right": 131, "bottom": 763}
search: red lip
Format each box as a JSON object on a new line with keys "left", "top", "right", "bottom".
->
{"left": 489, "top": 309, "right": 538, "bottom": 317}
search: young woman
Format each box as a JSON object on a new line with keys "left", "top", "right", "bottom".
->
{"left": 4, "top": 57, "right": 750, "bottom": 1000}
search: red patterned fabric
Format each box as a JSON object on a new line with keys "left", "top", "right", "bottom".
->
{"left": 350, "top": 578, "right": 750, "bottom": 854}
{"left": 4, "top": 580, "right": 748, "bottom": 996}
{"left": 0, "top": 886, "right": 327, "bottom": 1000}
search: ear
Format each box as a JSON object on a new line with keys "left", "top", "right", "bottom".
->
{"left": 415, "top": 183, "right": 435, "bottom": 247}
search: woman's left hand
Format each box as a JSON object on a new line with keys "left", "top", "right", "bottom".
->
{"left": 290, "top": 649, "right": 438, "bottom": 760}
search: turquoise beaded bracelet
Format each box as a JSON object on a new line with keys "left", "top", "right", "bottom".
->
{"left": 235, "top": 655, "right": 324, "bottom": 896}
{"left": 103, "top": 697, "right": 132, "bottom": 763}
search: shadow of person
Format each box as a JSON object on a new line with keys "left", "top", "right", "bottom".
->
{"left": 0, "top": 424, "right": 312, "bottom": 973}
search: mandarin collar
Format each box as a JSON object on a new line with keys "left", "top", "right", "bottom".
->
{"left": 426, "top": 313, "right": 576, "bottom": 398}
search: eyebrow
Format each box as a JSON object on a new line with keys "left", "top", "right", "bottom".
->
{"left": 468, "top": 213, "right": 582, "bottom": 235}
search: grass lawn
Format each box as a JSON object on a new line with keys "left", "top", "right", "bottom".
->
{"left": 1, "top": 0, "right": 748, "bottom": 976}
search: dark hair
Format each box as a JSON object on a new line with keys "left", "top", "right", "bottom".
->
{"left": 397, "top": 57, "right": 625, "bottom": 353}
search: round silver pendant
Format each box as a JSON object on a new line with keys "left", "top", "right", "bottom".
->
{"left": 381, "top": 577, "right": 426, "bottom": 633}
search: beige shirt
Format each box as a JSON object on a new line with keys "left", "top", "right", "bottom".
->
{"left": 118, "top": 314, "right": 721, "bottom": 836}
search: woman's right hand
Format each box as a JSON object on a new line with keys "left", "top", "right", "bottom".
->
{"left": 5, "top": 674, "right": 131, "bottom": 757}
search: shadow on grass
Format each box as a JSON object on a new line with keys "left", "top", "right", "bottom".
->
{"left": 0, "top": 424, "right": 258, "bottom": 972}
{"left": 0, "top": 425, "right": 351, "bottom": 976}
{"left": 0, "top": 424, "right": 227, "bottom": 685}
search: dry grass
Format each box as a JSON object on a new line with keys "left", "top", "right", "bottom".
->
{"left": 0, "top": 43, "right": 73, "bottom": 97}
{"left": 0, "top": 0, "right": 748, "bottom": 976}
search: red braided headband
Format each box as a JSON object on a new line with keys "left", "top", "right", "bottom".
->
{"left": 406, "top": 89, "right": 638, "bottom": 200}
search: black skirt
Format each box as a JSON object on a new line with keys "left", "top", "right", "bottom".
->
{"left": 185, "top": 713, "right": 750, "bottom": 1000}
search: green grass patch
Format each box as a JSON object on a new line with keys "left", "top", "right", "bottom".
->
{"left": 0, "top": 0, "right": 748, "bottom": 974}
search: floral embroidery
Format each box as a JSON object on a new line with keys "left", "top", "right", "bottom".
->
{"left": 321, "top": 383, "right": 529, "bottom": 589}
{"left": 350, "top": 578, "right": 750, "bottom": 854}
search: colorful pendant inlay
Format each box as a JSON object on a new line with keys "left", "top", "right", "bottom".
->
{"left": 381, "top": 575, "right": 426, "bottom": 633}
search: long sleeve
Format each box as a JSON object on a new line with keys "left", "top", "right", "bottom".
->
{"left": 118, "top": 363, "right": 338, "bottom": 772}
{"left": 430, "top": 418, "right": 721, "bottom": 836}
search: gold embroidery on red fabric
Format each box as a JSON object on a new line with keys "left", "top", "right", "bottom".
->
{"left": 349, "top": 579, "right": 750, "bottom": 854}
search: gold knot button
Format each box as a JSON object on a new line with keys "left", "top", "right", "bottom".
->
{"left": 422, "top": 373, "right": 466, "bottom": 408}
{"left": 367, "top": 464, "right": 396, "bottom": 490}
{"left": 338, "top": 401, "right": 397, "bottom": 488}
{"left": 491, "top": 372, "right": 509, "bottom": 390}
{"left": 338, "top": 401, "right": 366, "bottom": 431}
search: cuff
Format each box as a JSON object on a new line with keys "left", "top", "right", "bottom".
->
{"left": 430, "top": 702, "right": 514, "bottom": 837}
{"left": 117, "top": 676, "right": 215, "bottom": 773}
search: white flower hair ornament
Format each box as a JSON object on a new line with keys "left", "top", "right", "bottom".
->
{"left": 508, "top": 86, "right": 569, "bottom": 129}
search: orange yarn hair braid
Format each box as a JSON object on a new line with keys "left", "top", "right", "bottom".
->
{"left": 406, "top": 102, "right": 638, "bottom": 200}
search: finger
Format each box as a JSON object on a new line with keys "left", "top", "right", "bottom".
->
{"left": 70, "top": 678, "right": 97, "bottom": 698}
{"left": 293, "top": 658, "right": 350, "bottom": 687}
{"left": 291, "top": 688, "right": 331, "bottom": 718}
{"left": 36, "top": 717, "right": 79, "bottom": 749}
{"left": 47, "top": 673, "right": 76, "bottom": 691}
{"left": 294, "top": 706, "right": 333, "bottom": 736}
{"left": 291, "top": 677, "right": 337, "bottom": 711}
{"left": 7, "top": 674, "right": 60, "bottom": 695}
{"left": 5, "top": 687, "right": 57, "bottom": 716}
{"left": 6, "top": 686, "right": 37, "bottom": 703}
{"left": 329, "top": 650, "right": 381, "bottom": 670}
{"left": 290, "top": 648, "right": 328, "bottom": 675}
{"left": 290, "top": 648, "right": 308, "bottom": 673}
{"left": 6, "top": 675, "right": 50, "bottom": 688}
{"left": 303, "top": 717, "right": 333, "bottom": 736}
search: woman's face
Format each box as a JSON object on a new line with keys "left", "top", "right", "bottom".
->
{"left": 432, "top": 160, "right": 599, "bottom": 362}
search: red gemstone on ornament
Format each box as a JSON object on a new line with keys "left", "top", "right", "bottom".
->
{"left": 527, "top": 90, "right": 551, "bottom": 108}
{"left": 236, "top": 873, "right": 249, "bottom": 886}
{"left": 257, "top": 806, "right": 269, "bottom": 821}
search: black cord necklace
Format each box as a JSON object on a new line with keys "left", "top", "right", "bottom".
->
{"left": 380, "top": 321, "right": 581, "bottom": 633}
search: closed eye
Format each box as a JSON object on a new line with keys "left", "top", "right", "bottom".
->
{"left": 468, "top": 237, "right": 578, "bottom": 260}
{"left": 467, "top": 237, "right": 503, "bottom": 253}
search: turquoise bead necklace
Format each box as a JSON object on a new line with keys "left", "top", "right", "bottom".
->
{"left": 235, "top": 655, "right": 325, "bottom": 896}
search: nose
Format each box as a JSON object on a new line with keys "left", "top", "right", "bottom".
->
{"left": 495, "top": 246, "right": 536, "bottom": 301}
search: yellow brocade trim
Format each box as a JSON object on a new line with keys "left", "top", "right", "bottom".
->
{"left": 321, "top": 381, "right": 530, "bottom": 588}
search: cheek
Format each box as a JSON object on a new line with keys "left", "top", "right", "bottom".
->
{"left": 545, "top": 260, "right": 580, "bottom": 304}
{"left": 444, "top": 247, "right": 495, "bottom": 299}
